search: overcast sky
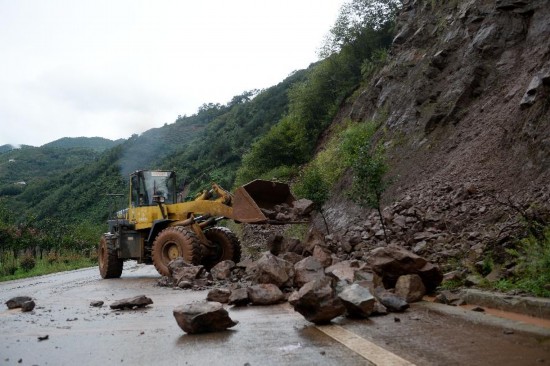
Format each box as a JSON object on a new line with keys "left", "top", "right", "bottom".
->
{"left": 0, "top": 0, "right": 346, "bottom": 147}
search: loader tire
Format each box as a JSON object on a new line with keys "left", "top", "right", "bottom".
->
{"left": 152, "top": 226, "right": 202, "bottom": 276}
{"left": 99, "top": 235, "right": 123, "bottom": 279}
{"left": 202, "top": 227, "right": 241, "bottom": 269}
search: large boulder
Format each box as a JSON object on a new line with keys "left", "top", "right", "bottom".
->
{"left": 294, "top": 257, "right": 325, "bottom": 288}
{"left": 173, "top": 302, "right": 238, "bottom": 334}
{"left": 247, "top": 284, "right": 284, "bottom": 305}
{"left": 367, "top": 245, "right": 442, "bottom": 291}
{"left": 290, "top": 276, "right": 345, "bottom": 324}
{"left": 338, "top": 284, "right": 376, "bottom": 318}
{"left": 248, "top": 252, "right": 294, "bottom": 288}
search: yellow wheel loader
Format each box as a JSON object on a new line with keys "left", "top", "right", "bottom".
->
{"left": 98, "top": 170, "right": 294, "bottom": 278}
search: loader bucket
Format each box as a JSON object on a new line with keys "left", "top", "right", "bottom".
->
{"left": 232, "top": 180, "right": 295, "bottom": 223}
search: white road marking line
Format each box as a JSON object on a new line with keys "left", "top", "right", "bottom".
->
{"left": 316, "top": 324, "right": 416, "bottom": 366}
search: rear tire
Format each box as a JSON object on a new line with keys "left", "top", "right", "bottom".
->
{"left": 152, "top": 226, "right": 202, "bottom": 276}
{"left": 202, "top": 227, "right": 241, "bottom": 269}
{"left": 99, "top": 235, "right": 123, "bottom": 279}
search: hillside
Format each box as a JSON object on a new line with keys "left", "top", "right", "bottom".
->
{"left": 305, "top": 0, "right": 549, "bottom": 292}
{"left": 42, "top": 137, "right": 125, "bottom": 151}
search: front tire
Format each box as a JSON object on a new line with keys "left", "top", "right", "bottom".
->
{"left": 152, "top": 226, "right": 202, "bottom": 276}
{"left": 99, "top": 235, "right": 123, "bottom": 279}
{"left": 202, "top": 227, "right": 241, "bottom": 269}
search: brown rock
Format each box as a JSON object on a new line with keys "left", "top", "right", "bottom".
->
{"left": 207, "top": 288, "right": 232, "bottom": 303}
{"left": 110, "top": 295, "right": 153, "bottom": 310}
{"left": 294, "top": 257, "right": 325, "bottom": 288}
{"left": 210, "top": 260, "right": 235, "bottom": 280}
{"left": 325, "top": 260, "right": 363, "bottom": 283}
{"left": 280, "top": 252, "right": 304, "bottom": 264}
{"left": 173, "top": 301, "right": 238, "bottom": 334}
{"left": 228, "top": 288, "right": 250, "bottom": 306}
{"left": 312, "top": 245, "right": 332, "bottom": 267}
{"left": 395, "top": 274, "right": 426, "bottom": 303}
{"left": 290, "top": 276, "right": 345, "bottom": 324}
{"left": 247, "top": 284, "right": 284, "bottom": 305}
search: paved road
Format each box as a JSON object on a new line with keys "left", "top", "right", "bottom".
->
{"left": 1, "top": 263, "right": 549, "bottom": 366}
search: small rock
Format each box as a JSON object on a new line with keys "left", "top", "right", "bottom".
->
{"left": 90, "top": 301, "right": 104, "bottom": 307}
{"left": 110, "top": 295, "right": 153, "bottom": 310}
{"left": 21, "top": 300, "right": 35, "bottom": 312}
{"left": 38, "top": 335, "right": 49, "bottom": 341}
{"left": 471, "top": 306, "right": 485, "bottom": 312}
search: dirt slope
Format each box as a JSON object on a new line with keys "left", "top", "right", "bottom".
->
{"left": 316, "top": 0, "right": 550, "bottom": 273}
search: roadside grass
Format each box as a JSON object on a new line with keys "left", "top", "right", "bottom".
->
{"left": 0, "top": 252, "right": 97, "bottom": 282}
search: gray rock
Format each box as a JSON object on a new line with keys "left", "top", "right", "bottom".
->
{"left": 210, "top": 260, "right": 235, "bottom": 280}
{"left": 395, "top": 274, "right": 426, "bottom": 303}
{"left": 374, "top": 288, "right": 409, "bottom": 312}
{"left": 293, "top": 198, "right": 315, "bottom": 216}
{"left": 520, "top": 74, "right": 543, "bottom": 108}
{"left": 294, "top": 256, "right": 325, "bottom": 288}
{"left": 206, "top": 288, "right": 232, "bottom": 303}
{"left": 110, "top": 295, "right": 153, "bottom": 310}
{"left": 290, "top": 276, "right": 345, "bottom": 324}
{"left": 90, "top": 300, "right": 104, "bottom": 307}
{"left": 173, "top": 301, "right": 238, "bottom": 334}
{"left": 267, "top": 234, "right": 284, "bottom": 255}
{"left": 247, "top": 284, "right": 284, "bottom": 305}
{"left": 172, "top": 265, "right": 206, "bottom": 284}
{"left": 6, "top": 296, "right": 33, "bottom": 309}
{"left": 249, "top": 252, "right": 294, "bottom": 288}
{"left": 228, "top": 288, "right": 250, "bottom": 306}
{"left": 338, "top": 284, "right": 376, "bottom": 318}
{"left": 21, "top": 300, "right": 35, "bottom": 312}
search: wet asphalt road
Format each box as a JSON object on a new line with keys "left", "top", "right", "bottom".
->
{"left": 1, "top": 263, "right": 549, "bottom": 366}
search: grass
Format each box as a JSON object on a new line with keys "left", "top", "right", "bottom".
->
{"left": 0, "top": 253, "right": 97, "bottom": 282}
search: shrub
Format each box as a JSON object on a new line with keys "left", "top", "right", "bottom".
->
{"left": 20, "top": 253, "right": 36, "bottom": 271}
{"left": 1, "top": 263, "right": 18, "bottom": 276}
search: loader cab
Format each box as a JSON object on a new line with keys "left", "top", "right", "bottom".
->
{"left": 130, "top": 170, "right": 176, "bottom": 207}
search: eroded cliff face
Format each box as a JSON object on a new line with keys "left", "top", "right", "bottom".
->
{"left": 317, "top": 0, "right": 550, "bottom": 271}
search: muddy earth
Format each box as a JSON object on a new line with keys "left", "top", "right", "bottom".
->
{"left": 1, "top": 263, "right": 549, "bottom": 366}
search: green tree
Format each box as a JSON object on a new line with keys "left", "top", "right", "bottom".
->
{"left": 349, "top": 143, "right": 389, "bottom": 242}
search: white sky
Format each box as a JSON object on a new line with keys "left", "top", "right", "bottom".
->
{"left": 0, "top": 0, "right": 346, "bottom": 147}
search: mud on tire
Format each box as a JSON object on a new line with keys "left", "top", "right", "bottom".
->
{"left": 152, "top": 226, "right": 202, "bottom": 276}
{"left": 99, "top": 235, "right": 123, "bottom": 279}
{"left": 202, "top": 226, "right": 242, "bottom": 269}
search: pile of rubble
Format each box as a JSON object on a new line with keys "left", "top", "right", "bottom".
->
{"left": 158, "top": 236, "right": 443, "bottom": 332}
